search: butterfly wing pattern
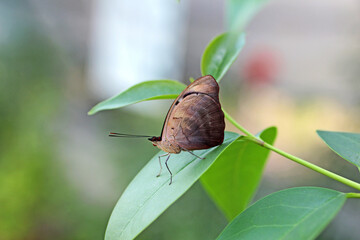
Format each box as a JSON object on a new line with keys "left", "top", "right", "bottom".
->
{"left": 163, "top": 75, "right": 225, "bottom": 151}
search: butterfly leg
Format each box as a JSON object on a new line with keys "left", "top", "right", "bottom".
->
{"left": 186, "top": 150, "right": 205, "bottom": 160}
{"left": 164, "top": 154, "right": 173, "bottom": 185}
{"left": 157, "top": 153, "right": 169, "bottom": 177}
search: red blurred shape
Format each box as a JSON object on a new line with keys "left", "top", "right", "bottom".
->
{"left": 243, "top": 49, "right": 280, "bottom": 85}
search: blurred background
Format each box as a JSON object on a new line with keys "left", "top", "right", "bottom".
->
{"left": 0, "top": 0, "right": 359, "bottom": 239}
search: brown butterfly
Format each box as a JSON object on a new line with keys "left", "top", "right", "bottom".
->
{"left": 110, "top": 75, "right": 225, "bottom": 184}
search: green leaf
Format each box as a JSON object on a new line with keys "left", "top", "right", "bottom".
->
{"left": 201, "top": 32, "right": 246, "bottom": 82}
{"left": 201, "top": 127, "right": 277, "bottom": 221}
{"left": 317, "top": 130, "right": 360, "bottom": 168}
{"left": 217, "top": 187, "right": 346, "bottom": 240}
{"left": 105, "top": 132, "right": 241, "bottom": 240}
{"left": 226, "top": 0, "right": 269, "bottom": 31}
{"left": 88, "top": 80, "right": 186, "bottom": 115}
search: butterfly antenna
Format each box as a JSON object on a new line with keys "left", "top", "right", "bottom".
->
{"left": 109, "top": 132, "right": 152, "bottom": 138}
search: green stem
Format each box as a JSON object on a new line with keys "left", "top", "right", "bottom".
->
{"left": 223, "top": 108, "right": 360, "bottom": 192}
{"left": 262, "top": 142, "right": 360, "bottom": 191}
{"left": 347, "top": 193, "right": 360, "bottom": 198}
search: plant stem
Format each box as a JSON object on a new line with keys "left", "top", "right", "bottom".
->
{"left": 262, "top": 141, "right": 360, "bottom": 191}
{"left": 223, "top": 108, "right": 360, "bottom": 192}
{"left": 346, "top": 193, "right": 360, "bottom": 198}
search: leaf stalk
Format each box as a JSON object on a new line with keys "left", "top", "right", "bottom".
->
{"left": 347, "top": 193, "right": 360, "bottom": 198}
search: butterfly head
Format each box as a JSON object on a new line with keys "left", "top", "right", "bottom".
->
{"left": 148, "top": 136, "right": 162, "bottom": 146}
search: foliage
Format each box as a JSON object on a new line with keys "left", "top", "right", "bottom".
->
{"left": 0, "top": 4, "right": 108, "bottom": 239}
{"left": 88, "top": 80, "right": 186, "bottom": 115}
{"left": 105, "top": 132, "right": 241, "bottom": 240}
{"left": 0, "top": 19, "right": 62, "bottom": 240}
{"left": 226, "top": 0, "right": 270, "bottom": 31}
{"left": 317, "top": 130, "right": 360, "bottom": 168}
{"left": 217, "top": 187, "right": 346, "bottom": 240}
{"left": 89, "top": 0, "right": 360, "bottom": 239}
{"left": 201, "top": 33, "right": 245, "bottom": 82}
{"left": 200, "top": 127, "right": 276, "bottom": 221}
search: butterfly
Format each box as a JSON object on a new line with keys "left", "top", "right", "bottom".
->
{"left": 110, "top": 75, "right": 225, "bottom": 184}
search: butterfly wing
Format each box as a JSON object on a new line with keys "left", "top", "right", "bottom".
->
{"left": 160, "top": 75, "right": 220, "bottom": 138}
{"left": 162, "top": 75, "right": 225, "bottom": 150}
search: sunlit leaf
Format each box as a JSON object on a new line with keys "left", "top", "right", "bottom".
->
{"left": 88, "top": 80, "right": 186, "bottom": 115}
{"left": 217, "top": 187, "right": 346, "bottom": 240}
{"left": 317, "top": 130, "right": 360, "bottom": 168}
{"left": 201, "top": 126, "right": 276, "bottom": 220}
{"left": 201, "top": 32, "right": 245, "bottom": 82}
{"left": 105, "top": 132, "right": 241, "bottom": 240}
{"left": 226, "top": 0, "right": 269, "bottom": 31}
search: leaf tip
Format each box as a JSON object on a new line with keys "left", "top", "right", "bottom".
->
{"left": 259, "top": 126, "right": 277, "bottom": 137}
{"left": 316, "top": 130, "right": 326, "bottom": 136}
{"left": 87, "top": 108, "right": 96, "bottom": 115}
{"left": 267, "top": 126, "right": 277, "bottom": 133}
